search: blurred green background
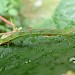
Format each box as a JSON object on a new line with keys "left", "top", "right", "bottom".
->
{"left": 0, "top": 0, "right": 60, "bottom": 32}
{"left": 0, "top": 0, "right": 75, "bottom": 32}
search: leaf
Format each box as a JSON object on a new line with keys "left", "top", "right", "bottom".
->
{"left": 0, "top": 0, "right": 9, "bottom": 15}
{"left": 8, "top": 8, "right": 18, "bottom": 16}
{"left": 53, "top": 0, "right": 75, "bottom": 29}
{"left": 0, "top": 31, "right": 75, "bottom": 75}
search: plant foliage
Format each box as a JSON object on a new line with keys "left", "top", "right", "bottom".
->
{"left": 0, "top": 0, "right": 75, "bottom": 75}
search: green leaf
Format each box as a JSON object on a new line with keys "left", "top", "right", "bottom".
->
{"left": 8, "top": 8, "right": 18, "bottom": 16}
{"left": 0, "top": 31, "right": 75, "bottom": 75}
{"left": 53, "top": 0, "right": 75, "bottom": 29}
{"left": 0, "top": 0, "right": 9, "bottom": 15}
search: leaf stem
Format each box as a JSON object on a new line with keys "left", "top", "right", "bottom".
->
{"left": 0, "top": 16, "right": 14, "bottom": 27}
